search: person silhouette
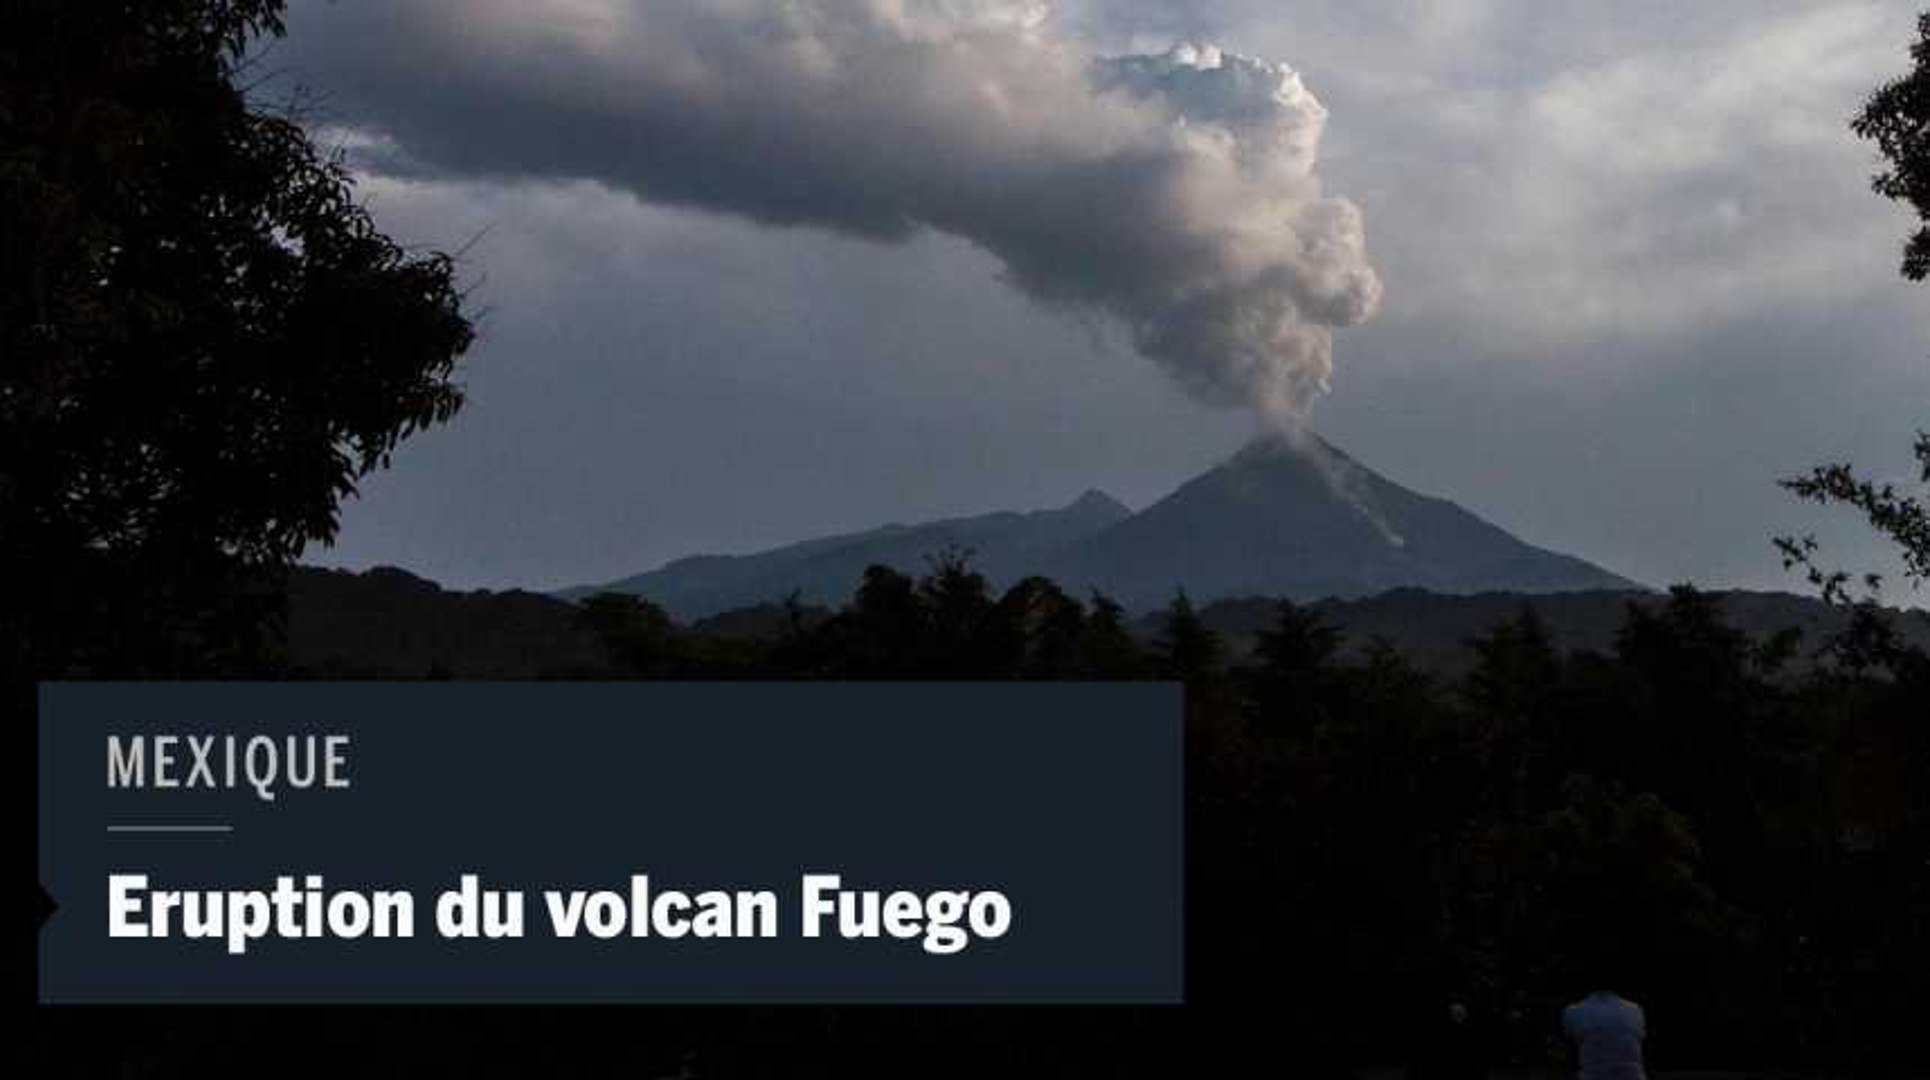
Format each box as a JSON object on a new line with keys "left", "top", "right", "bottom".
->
{"left": 1561, "top": 988, "right": 1647, "bottom": 1080}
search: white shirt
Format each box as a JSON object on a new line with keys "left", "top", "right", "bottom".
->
{"left": 1562, "top": 991, "right": 1647, "bottom": 1080}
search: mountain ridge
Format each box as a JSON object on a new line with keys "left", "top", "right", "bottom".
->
{"left": 287, "top": 565, "right": 1930, "bottom": 680}
{"left": 566, "top": 433, "right": 1640, "bottom": 618}
{"left": 560, "top": 487, "right": 1133, "bottom": 617}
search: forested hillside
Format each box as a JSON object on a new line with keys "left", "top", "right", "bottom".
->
{"left": 275, "top": 559, "right": 1930, "bottom": 1072}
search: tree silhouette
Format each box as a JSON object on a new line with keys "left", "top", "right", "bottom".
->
{"left": 1853, "top": 14, "right": 1930, "bottom": 284}
{"left": 1154, "top": 591, "right": 1223, "bottom": 684}
{"left": 576, "top": 593, "right": 682, "bottom": 676}
{"left": 1248, "top": 598, "right": 1345, "bottom": 729}
{"left": 992, "top": 576, "right": 1087, "bottom": 678}
{"left": 1074, "top": 593, "right": 1145, "bottom": 678}
{"left": 2, "top": 1, "right": 473, "bottom": 679}
{"left": 1778, "top": 17, "right": 1930, "bottom": 601}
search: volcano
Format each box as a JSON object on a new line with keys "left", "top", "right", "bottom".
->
{"left": 567, "top": 434, "right": 1638, "bottom": 617}
{"left": 1035, "top": 433, "right": 1637, "bottom": 611}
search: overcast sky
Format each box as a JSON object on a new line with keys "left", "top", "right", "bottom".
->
{"left": 281, "top": 0, "right": 1930, "bottom": 600}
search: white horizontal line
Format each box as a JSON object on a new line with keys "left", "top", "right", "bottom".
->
{"left": 106, "top": 825, "right": 234, "bottom": 834}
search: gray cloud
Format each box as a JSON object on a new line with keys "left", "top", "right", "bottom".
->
{"left": 1115, "top": 1, "right": 1927, "bottom": 350}
{"left": 286, "top": 1, "right": 1379, "bottom": 424}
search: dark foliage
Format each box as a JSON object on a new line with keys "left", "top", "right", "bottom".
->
{"left": 1854, "top": 13, "right": 1930, "bottom": 283}
{"left": 8, "top": 7, "right": 471, "bottom": 1067}
{"left": 1, "top": 0, "right": 472, "bottom": 683}
{"left": 537, "top": 567, "right": 1930, "bottom": 1074}
{"left": 1778, "top": 19, "right": 1930, "bottom": 605}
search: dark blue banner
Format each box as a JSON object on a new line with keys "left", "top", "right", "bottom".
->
{"left": 39, "top": 682, "right": 1183, "bottom": 1004}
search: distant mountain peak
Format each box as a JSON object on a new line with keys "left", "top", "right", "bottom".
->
{"left": 1066, "top": 488, "right": 1131, "bottom": 516}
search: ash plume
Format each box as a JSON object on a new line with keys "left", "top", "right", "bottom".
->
{"left": 293, "top": 1, "right": 1383, "bottom": 423}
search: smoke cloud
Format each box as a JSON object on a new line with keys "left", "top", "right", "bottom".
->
{"left": 293, "top": 0, "right": 1382, "bottom": 424}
